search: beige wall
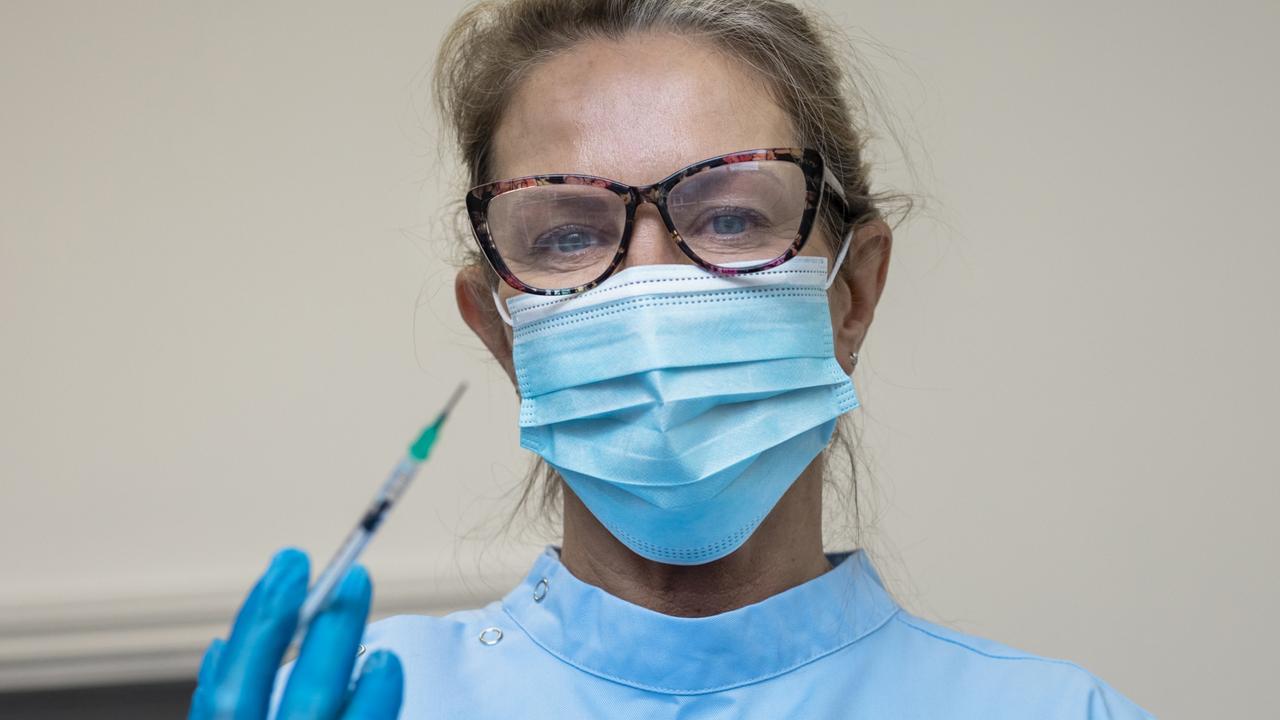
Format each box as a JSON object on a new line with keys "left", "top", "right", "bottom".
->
{"left": 2, "top": 1, "right": 1275, "bottom": 716}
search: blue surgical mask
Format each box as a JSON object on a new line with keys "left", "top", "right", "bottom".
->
{"left": 499, "top": 255, "right": 859, "bottom": 565}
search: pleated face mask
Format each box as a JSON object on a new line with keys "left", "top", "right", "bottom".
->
{"left": 499, "top": 255, "right": 860, "bottom": 565}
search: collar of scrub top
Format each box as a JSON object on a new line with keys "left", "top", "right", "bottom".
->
{"left": 500, "top": 545, "right": 900, "bottom": 695}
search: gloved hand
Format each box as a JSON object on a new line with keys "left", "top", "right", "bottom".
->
{"left": 188, "top": 548, "right": 403, "bottom": 719}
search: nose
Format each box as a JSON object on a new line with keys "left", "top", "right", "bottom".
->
{"left": 618, "top": 201, "right": 695, "bottom": 270}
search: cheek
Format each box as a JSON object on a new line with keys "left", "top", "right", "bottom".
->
{"left": 497, "top": 285, "right": 520, "bottom": 306}
{"left": 798, "top": 226, "right": 835, "bottom": 261}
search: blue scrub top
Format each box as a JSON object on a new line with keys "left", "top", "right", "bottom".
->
{"left": 271, "top": 545, "right": 1154, "bottom": 718}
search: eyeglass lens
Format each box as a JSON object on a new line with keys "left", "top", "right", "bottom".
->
{"left": 485, "top": 160, "right": 807, "bottom": 291}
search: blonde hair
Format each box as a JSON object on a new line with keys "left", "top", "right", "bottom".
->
{"left": 432, "top": 0, "right": 914, "bottom": 547}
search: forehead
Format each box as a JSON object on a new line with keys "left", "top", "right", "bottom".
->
{"left": 489, "top": 32, "right": 796, "bottom": 186}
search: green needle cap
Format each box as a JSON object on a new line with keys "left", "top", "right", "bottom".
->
{"left": 409, "top": 382, "right": 467, "bottom": 461}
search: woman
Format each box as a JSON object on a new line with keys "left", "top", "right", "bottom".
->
{"left": 189, "top": 1, "right": 1155, "bottom": 718}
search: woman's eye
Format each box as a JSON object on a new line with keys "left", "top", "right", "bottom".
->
{"left": 532, "top": 226, "right": 604, "bottom": 255}
{"left": 694, "top": 207, "right": 768, "bottom": 238}
{"left": 711, "top": 213, "right": 749, "bottom": 235}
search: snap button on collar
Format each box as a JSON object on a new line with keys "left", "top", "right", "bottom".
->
{"left": 478, "top": 627, "right": 504, "bottom": 646}
{"left": 533, "top": 577, "right": 550, "bottom": 602}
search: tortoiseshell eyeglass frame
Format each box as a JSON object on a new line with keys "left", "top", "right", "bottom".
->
{"left": 465, "top": 146, "right": 852, "bottom": 296}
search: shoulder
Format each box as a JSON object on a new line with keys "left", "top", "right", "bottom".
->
{"left": 868, "top": 610, "right": 1156, "bottom": 719}
{"left": 359, "top": 600, "right": 509, "bottom": 659}
{"left": 269, "top": 602, "right": 511, "bottom": 716}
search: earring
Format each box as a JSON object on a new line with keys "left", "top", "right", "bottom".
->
{"left": 848, "top": 351, "right": 859, "bottom": 370}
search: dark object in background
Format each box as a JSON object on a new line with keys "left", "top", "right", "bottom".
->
{"left": 0, "top": 680, "right": 195, "bottom": 719}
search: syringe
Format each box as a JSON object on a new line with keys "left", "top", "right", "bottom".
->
{"left": 291, "top": 382, "right": 467, "bottom": 644}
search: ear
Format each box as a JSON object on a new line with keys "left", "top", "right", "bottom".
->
{"left": 831, "top": 218, "right": 892, "bottom": 374}
{"left": 455, "top": 264, "right": 517, "bottom": 384}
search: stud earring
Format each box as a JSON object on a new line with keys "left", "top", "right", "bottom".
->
{"left": 849, "top": 351, "right": 859, "bottom": 370}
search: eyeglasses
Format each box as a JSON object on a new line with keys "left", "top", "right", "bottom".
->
{"left": 465, "top": 147, "right": 851, "bottom": 296}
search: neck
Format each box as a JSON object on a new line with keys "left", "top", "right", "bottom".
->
{"left": 558, "top": 462, "right": 833, "bottom": 618}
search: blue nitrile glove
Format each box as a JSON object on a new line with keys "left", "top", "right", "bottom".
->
{"left": 188, "top": 548, "right": 403, "bottom": 720}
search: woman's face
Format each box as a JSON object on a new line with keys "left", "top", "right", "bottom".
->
{"left": 460, "top": 31, "right": 889, "bottom": 381}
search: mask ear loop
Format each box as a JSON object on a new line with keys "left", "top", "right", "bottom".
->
{"left": 491, "top": 285, "right": 514, "bottom": 326}
{"left": 820, "top": 160, "right": 855, "bottom": 291}
{"left": 824, "top": 230, "right": 854, "bottom": 290}
{"left": 491, "top": 285, "right": 575, "bottom": 327}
